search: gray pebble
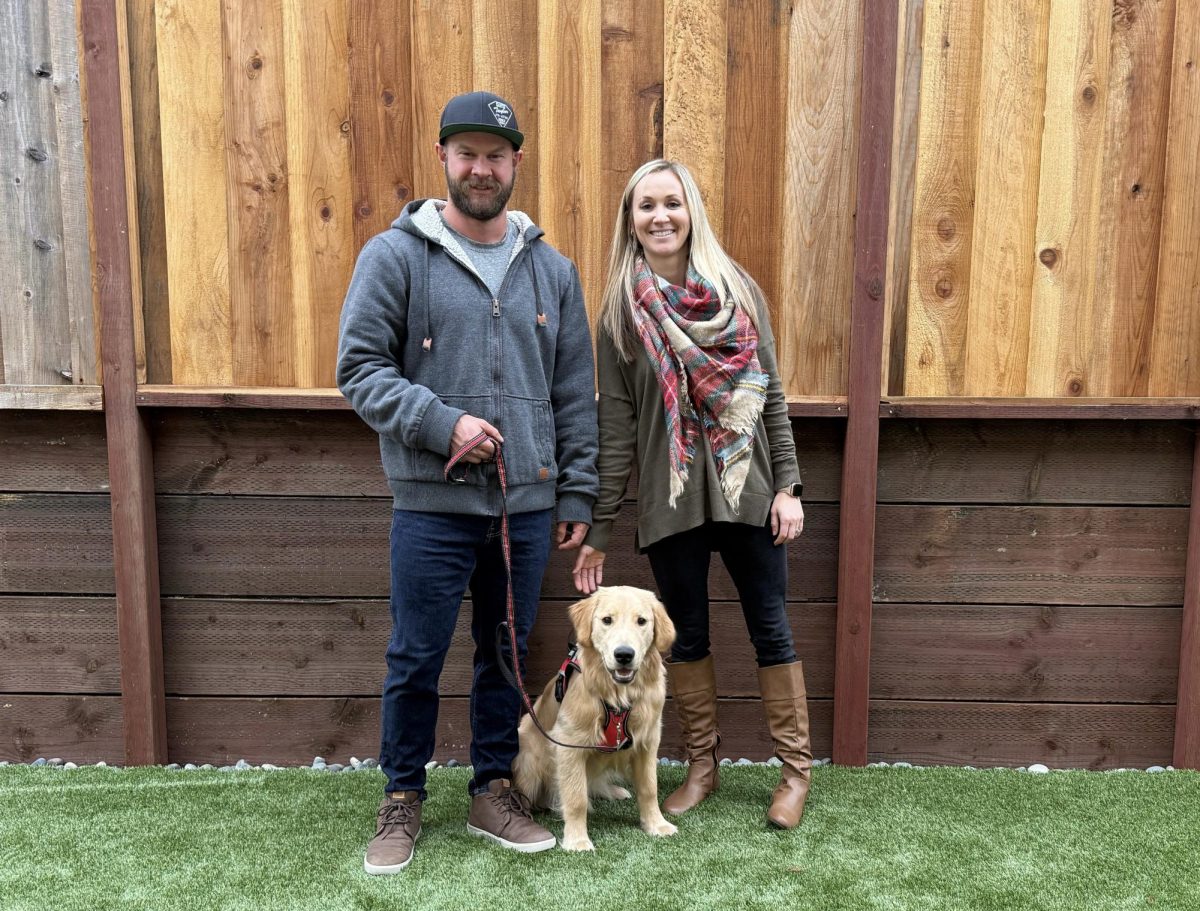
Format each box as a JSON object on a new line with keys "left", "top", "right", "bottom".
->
{"left": 183, "top": 764, "right": 198, "bottom": 771}
{"left": 892, "top": 761, "right": 913, "bottom": 769}
{"left": 32, "top": 758, "right": 46, "bottom": 767}
{"left": 64, "top": 762, "right": 78, "bottom": 770}
{"left": 312, "top": 758, "right": 327, "bottom": 770}
{"left": 165, "top": 763, "right": 181, "bottom": 771}
{"left": 200, "top": 764, "right": 214, "bottom": 771}
{"left": 350, "top": 757, "right": 362, "bottom": 769}
{"left": 0, "top": 761, "right": 9, "bottom": 768}
{"left": 670, "top": 759, "right": 683, "bottom": 767}
{"left": 425, "top": 760, "right": 439, "bottom": 771}
{"left": 261, "top": 763, "right": 279, "bottom": 771}
{"left": 446, "top": 759, "right": 460, "bottom": 768}
{"left": 326, "top": 763, "right": 344, "bottom": 772}
{"left": 48, "top": 758, "right": 64, "bottom": 766}
{"left": 767, "top": 756, "right": 783, "bottom": 768}
{"left": 1027, "top": 763, "right": 1050, "bottom": 774}
{"left": 719, "top": 758, "right": 733, "bottom": 767}
{"left": 362, "top": 758, "right": 378, "bottom": 769}
{"left": 95, "top": 761, "right": 107, "bottom": 768}
{"left": 234, "top": 759, "right": 251, "bottom": 771}
{"left": 658, "top": 757, "right": 670, "bottom": 766}
{"left": 1147, "top": 765, "right": 1166, "bottom": 773}
{"left": 219, "top": 766, "right": 234, "bottom": 772}
{"left": 735, "top": 758, "right": 753, "bottom": 766}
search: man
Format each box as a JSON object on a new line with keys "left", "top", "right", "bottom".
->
{"left": 337, "top": 91, "right": 598, "bottom": 874}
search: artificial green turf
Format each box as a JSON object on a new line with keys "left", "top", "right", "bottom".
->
{"left": 1, "top": 764, "right": 1196, "bottom": 911}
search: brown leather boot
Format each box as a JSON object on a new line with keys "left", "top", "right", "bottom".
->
{"left": 758, "top": 661, "right": 813, "bottom": 829}
{"left": 662, "top": 655, "right": 721, "bottom": 816}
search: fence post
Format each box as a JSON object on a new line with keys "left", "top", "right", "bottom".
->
{"left": 80, "top": 0, "right": 168, "bottom": 764}
{"left": 1174, "top": 428, "right": 1200, "bottom": 769}
{"left": 833, "top": 0, "right": 899, "bottom": 766}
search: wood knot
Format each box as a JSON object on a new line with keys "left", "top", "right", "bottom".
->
{"left": 340, "top": 119, "right": 351, "bottom": 133}
{"left": 381, "top": 90, "right": 395, "bottom": 107}
{"left": 319, "top": 205, "right": 332, "bottom": 221}
{"left": 33, "top": 62, "right": 52, "bottom": 77}
{"left": 1039, "top": 247, "right": 1058, "bottom": 268}
{"left": 26, "top": 147, "right": 48, "bottom": 162}
{"left": 33, "top": 238, "right": 52, "bottom": 251}
{"left": 1081, "top": 84, "right": 1097, "bottom": 103}
{"left": 868, "top": 277, "right": 883, "bottom": 300}
{"left": 1131, "top": 183, "right": 1142, "bottom": 196}
{"left": 396, "top": 184, "right": 410, "bottom": 200}
{"left": 248, "top": 54, "right": 264, "bottom": 74}
{"left": 358, "top": 202, "right": 372, "bottom": 217}
{"left": 936, "top": 216, "right": 955, "bottom": 240}
{"left": 935, "top": 277, "right": 953, "bottom": 299}
{"left": 1067, "top": 378, "right": 1083, "bottom": 396}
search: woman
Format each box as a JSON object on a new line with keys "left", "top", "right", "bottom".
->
{"left": 573, "top": 159, "right": 813, "bottom": 828}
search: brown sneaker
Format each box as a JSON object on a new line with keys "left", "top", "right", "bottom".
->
{"left": 466, "top": 778, "right": 555, "bottom": 852}
{"left": 364, "top": 791, "right": 422, "bottom": 874}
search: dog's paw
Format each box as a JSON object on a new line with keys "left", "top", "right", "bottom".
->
{"left": 561, "top": 835, "right": 596, "bottom": 852}
{"left": 643, "top": 817, "right": 678, "bottom": 838}
{"left": 599, "top": 785, "right": 632, "bottom": 801}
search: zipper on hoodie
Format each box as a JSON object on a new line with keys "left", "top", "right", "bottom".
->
{"left": 492, "top": 298, "right": 500, "bottom": 317}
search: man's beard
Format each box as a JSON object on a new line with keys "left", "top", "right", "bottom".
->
{"left": 446, "top": 170, "right": 516, "bottom": 221}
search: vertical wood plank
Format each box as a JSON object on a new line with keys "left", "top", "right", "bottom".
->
{"left": 1089, "top": 0, "right": 1175, "bottom": 396}
{"left": 600, "top": 0, "right": 664, "bottom": 265}
{"left": 410, "top": 0, "right": 472, "bottom": 201}
{"left": 724, "top": 0, "right": 789, "bottom": 322}
{"left": 51, "top": 0, "right": 97, "bottom": 385}
{"left": 1176, "top": 427, "right": 1200, "bottom": 769}
{"left": 1149, "top": 5, "right": 1200, "bottom": 396}
{"left": 222, "top": 0, "right": 295, "bottom": 386}
{"left": 0, "top": 0, "right": 74, "bottom": 385}
{"left": 538, "top": 0, "right": 603, "bottom": 321}
{"left": 282, "top": 0, "right": 353, "bottom": 388}
{"left": 961, "top": 0, "right": 1050, "bottom": 396}
{"left": 778, "top": 0, "right": 862, "bottom": 396}
{"left": 902, "top": 0, "right": 985, "bottom": 396}
{"left": 835, "top": 0, "right": 897, "bottom": 766}
{"left": 882, "top": 0, "right": 924, "bottom": 395}
{"left": 80, "top": 0, "right": 168, "bottom": 764}
{"left": 472, "top": 0, "right": 539, "bottom": 221}
{"left": 663, "top": 0, "right": 726, "bottom": 234}
{"left": 155, "top": 0, "right": 233, "bottom": 384}
{"left": 125, "top": 0, "right": 172, "bottom": 383}
{"left": 113, "top": 0, "right": 146, "bottom": 386}
{"left": 348, "top": 0, "right": 414, "bottom": 247}
{"left": 1026, "top": 2, "right": 1112, "bottom": 397}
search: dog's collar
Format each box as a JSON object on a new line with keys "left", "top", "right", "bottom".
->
{"left": 554, "top": 643, "right": 634, "bottom": 751}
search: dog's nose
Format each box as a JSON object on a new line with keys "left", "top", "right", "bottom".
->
{"left": 614, "top": 646, "right": 635, "bottom": 666}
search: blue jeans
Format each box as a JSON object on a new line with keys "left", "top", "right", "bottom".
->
{"left": 645, "top": 520, "right": 796, "bottom": 667}
{"left": 380, "top": 508, "right": 552, "bottom": 798}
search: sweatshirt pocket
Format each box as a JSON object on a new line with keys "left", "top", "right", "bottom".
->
{"left": 499, "top": 395, "right": 556, "bottom": 485}
{"left": 396, "top": 394, "right": 491, "bottom": 486}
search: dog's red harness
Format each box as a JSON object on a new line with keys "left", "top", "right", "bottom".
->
{"left": 555, "top": 643, "right": 634, "bottom": 751}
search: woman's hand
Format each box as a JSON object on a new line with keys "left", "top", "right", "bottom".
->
{"left": 770, "top": 491, "right": 805, "bottom": 546}
{"left": 572, "top": 545, "right": 606, "bottom": 594}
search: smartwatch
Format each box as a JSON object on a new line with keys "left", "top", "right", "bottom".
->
{"left": 778, "top": 482, "right": 803, "bottom": 498}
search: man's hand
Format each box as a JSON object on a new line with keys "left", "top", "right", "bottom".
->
{"left": 572, "top": 544, "right": 606, "bottom": 594}
{"left": 450, "top": 415, "right": 503, "bottom": 463}
{"left": 556, "top": 521, "right": 589, "bottom": 551}
{"left": 770, "top": 490, "right": 805, "bottom": 546}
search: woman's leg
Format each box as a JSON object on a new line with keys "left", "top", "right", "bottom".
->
{"left": 645, "top": 524, "right": 721, "bottom": 815}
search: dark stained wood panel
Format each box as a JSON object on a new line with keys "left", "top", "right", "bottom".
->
{"left": 154, "top": 496, "right": 840, "bottom": 600}
{"left": 0, "top": 695, "right": 123, "bottom": 763}
{"left": 160, "top": 599, "right": 835, "bottom": 698}
{"left": 871, "top": 604, "right": 1180, "bottom": 703}
{"left": 868, "top": 701, "right": 1175, "bottom": 769}
{"left": 0, "top": 494, "right": 114, "bottom": 593}
{"left": 874, "top": 505, "right": 1188, "bottom": 605}
{"left": 0, "top": 597, "right": 120, "bottom": 692}
{"left": 0, "top": 412, "right": 110, "bottom": 492}
{"left": 878, "top": 420, "right": 1194, "bottom": 505}
{"left": 165, "top": 695, "right": 833, "bottom": 766}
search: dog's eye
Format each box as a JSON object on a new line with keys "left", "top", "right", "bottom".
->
{"left": 637, "top": 617, "right": 648, "bottom": 626}
{"left": 601, "top": 616, "right": 613, "bottom": 626}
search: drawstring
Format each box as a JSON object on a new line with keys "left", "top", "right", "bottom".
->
{"left": 530, "top": 244, "right": 547, "bottom": 327}
{"left": 422, "top": 239, "right": 432, "bottom": 351}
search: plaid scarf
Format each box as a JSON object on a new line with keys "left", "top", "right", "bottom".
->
{"left": 631, "top": 256, "right": 768, "bottom": 510}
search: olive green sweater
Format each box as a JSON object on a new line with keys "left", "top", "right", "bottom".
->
{"left": 584, "top": 305, "right": 801, "bottom": 553}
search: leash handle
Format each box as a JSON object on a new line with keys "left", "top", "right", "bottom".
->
{"left": 444, "top": 433, "right": 620, "bottom": 753}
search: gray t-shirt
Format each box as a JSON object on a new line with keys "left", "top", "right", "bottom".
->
{"left": 443, "top": 218, "right": 518, "bottom": 297}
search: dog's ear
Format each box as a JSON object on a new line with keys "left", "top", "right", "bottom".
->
{"left": 569, "top": 592, "right": 600, "bottom": 648}
{"left": 651, "top": 596, "right": 676, "bottom": 652}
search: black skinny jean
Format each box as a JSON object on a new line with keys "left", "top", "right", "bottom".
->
{"left": 645, "top": 520, "right": 797, "bottom": 668}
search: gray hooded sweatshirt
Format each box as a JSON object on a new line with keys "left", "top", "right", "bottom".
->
{"left": 337, "top": 199, "right": 598, "bottom": 523}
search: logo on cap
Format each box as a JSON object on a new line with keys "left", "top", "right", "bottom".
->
{"left": 488, "top": 100, "right": 513, "bottom": 127}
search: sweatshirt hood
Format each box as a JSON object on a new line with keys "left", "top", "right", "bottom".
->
{"left": 392, "top": 198, "right": 542, "bottom": 246}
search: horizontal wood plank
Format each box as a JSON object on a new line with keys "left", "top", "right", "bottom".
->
{"left": 871, "top": 604, "right": 1180, "bottom": 703}
{"left": 868, "top": 701, "right": 1175, "bottom": 769}
{"left": 878, "top": 420, "right": 1194, "bottom": 504}
{"left": 137, "top": 386, "right": 350, "bottom": 409}
{"left": 154, "top": 496, "right": 840, "bottom": 600}
{"left": 0, "top": 494, "right": 114, "bottom": 593}
{"left": 0, "top": 598, "right": 120, "bottom": 692}
{"left": 0, "top": 386, "right": 104, "bottom": 410}
{"left": 159, "top": 599, "right": 835, "bottom": 698}
{"left": 882, "top": 397, "right": 1200, "bottom": 419}
{"left": 0, "top": 411, "right": 110, "bottom": 492}
{"left": 165, "top": 695, "right": 833, "bottom": 766}
{"left": 874, "top": 505, "right": 1188, "bottom": 605}
{"left": 0, "top": 695, "right": 123, "bottom": 763}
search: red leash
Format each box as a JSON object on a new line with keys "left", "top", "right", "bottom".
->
{"left": 444, "top": 433, "right": 624, "bottom": 753}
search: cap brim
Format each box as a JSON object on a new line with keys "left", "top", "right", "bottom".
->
{"left": 438, "top": 123, "right": 524, "bottom": 150}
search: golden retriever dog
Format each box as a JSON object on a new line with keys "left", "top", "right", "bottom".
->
{"left": 514, "top": 586, "right": 678, "bottom": 852}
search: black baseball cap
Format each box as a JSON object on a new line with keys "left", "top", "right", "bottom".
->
{"left": 438, "top": 91, "right": 524, "bottom": 150}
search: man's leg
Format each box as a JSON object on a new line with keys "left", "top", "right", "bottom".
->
{"left": 380, "top": 509, "right": 485, "bottom": 799}
{"left": 463, "top": 508, "right": 556, "bottom": 853}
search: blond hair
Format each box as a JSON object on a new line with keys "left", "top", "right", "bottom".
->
{"left": 598, "top": 159, "right": 762, "bottom": 360}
